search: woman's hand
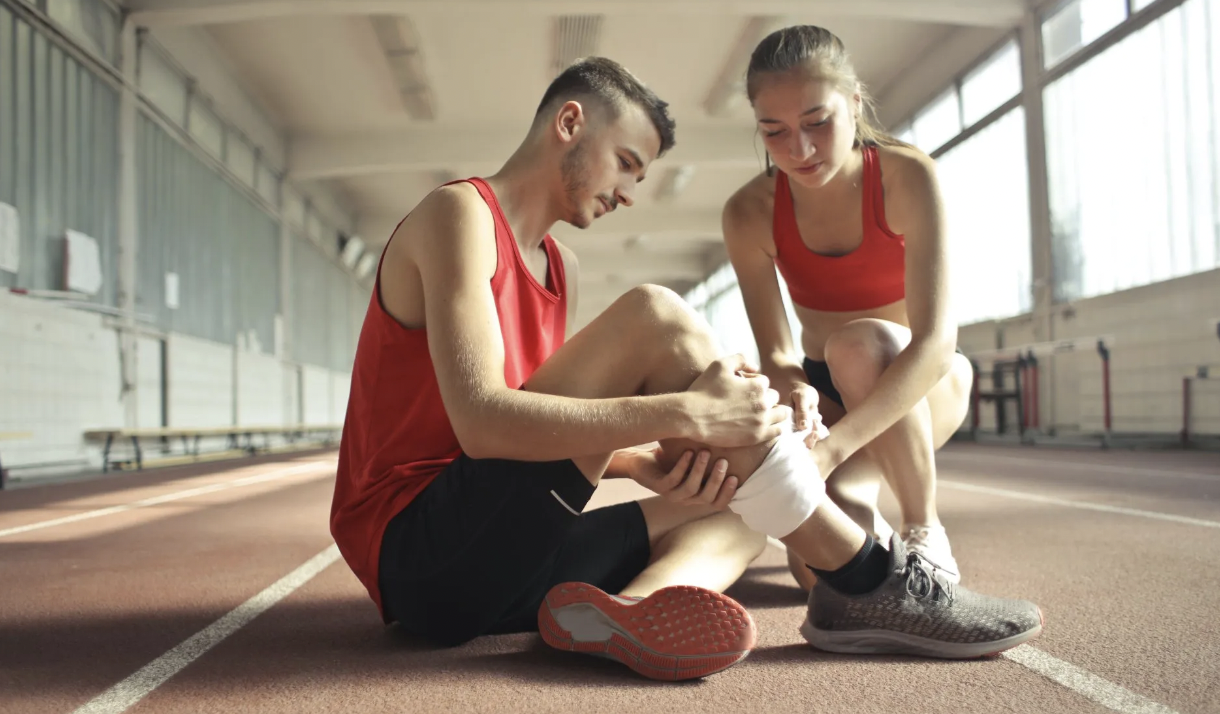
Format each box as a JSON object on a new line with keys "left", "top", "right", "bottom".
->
{"left": 789, "top": 382, "right": 828, "bottom": 448}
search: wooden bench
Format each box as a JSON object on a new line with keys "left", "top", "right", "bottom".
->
{"left": 83, "top": 424, "right": 343, "bottom": 472}
{"left": 0, "top": 431, "right": 34, "bottom": 489}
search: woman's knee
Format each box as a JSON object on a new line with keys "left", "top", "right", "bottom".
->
{"left": 823, "top": 319, "right": 904, "bottom": 400}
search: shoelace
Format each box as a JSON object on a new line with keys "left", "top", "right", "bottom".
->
{"left": 903, "top": 526, "right": 956, "bottom": 573}
{"left": 899, "top": 552, "right": 956, "bottom": 606}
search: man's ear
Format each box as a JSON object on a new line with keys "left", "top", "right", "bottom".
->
{"left": 554, "top": 100, "right": 587, "bottom": 145}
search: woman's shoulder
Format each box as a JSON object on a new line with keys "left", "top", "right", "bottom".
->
{"left": 723, "top": 170, "right": 776, "bottom": 232}
{"left": 874, "top": 142, "right": 937, "bottom": 186}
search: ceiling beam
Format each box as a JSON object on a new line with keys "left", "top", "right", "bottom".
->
{"left": 289, "top": 125, "right": 763, "bottom": 180}
{"left": 130, "top": 0, "right": 1024, "bottom": 29}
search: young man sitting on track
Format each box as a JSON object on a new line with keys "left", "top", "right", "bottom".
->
{"left": 330, "top": 57, "right": 1044, "bottom": 681}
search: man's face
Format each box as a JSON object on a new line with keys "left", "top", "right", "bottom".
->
{"left": 558, "top": 103, "right": 661, "bottom": 229}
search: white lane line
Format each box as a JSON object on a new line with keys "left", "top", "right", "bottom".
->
{"left": 1003, "top": 646, "right": 1180, "bottom": 714}
{"left": 939, "top": 480, "right": 1220, "bottom": 529}
{"left": 0, "top": 462, "right": 334, "bottom": 539}
{"left": 941, "top": 452, "right": 1220, "bottom": 482}
{"left": 72, "top": 544, "right": 341, "bottom": 714}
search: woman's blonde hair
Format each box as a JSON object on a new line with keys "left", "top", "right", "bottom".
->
{"left": 746, "top": 25, "right": 906, "bottom": 153}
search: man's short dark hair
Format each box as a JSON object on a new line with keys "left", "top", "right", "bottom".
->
{"left": 535, "top": 57, "right": 676, "bottom": 156}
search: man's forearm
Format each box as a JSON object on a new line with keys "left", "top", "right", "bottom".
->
{"left": 454, "top": 391, "right": 692, "bottom": 463}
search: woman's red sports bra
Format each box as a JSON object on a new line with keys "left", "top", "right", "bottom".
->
{"left": 771, "top": 144, "right": 905, "bottom": 312}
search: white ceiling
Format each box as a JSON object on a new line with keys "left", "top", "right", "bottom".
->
{"left": 129, "top": 0, "right": 1020, "bottom": 325}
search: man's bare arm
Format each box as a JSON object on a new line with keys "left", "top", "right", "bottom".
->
{"left": 397, "top": 184, "right": 785, "bottom": 463}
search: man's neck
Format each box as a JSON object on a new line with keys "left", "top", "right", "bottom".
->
{"left": 484, "top": 154, "right": 560, "bottom": 251}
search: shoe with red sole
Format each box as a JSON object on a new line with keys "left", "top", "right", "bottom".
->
{"left": 538, "top": 582, "right": 756, "bottom": 681}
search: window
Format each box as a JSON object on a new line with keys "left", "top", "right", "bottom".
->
{"left": 686, "top": 263, "right": 803, "bottom": 364}
{"left": 961, "top": 40, "right": 1021, "bottom": 125}
{"left": 1042, "top": 0, "right": 1128, "bottom": 68}
{"left": 1045, "top": 0, "right": 1220, "bottom": 301}
{"left": 911, "top": 89, "right": 962, "bottom": 153}
{"left": 937, "top": 108, "right": 1033, "bottom": 323}
{"left": 139, "top": 41, "right": 188, "bottom": 124}
{"left": 227, "top": 134, "right": 256, "bottom": 188}
{"left": 257, "top": 163, "right": 279, "bottom": 206}
{"left": 188, "top": 100, "right": 224, "bottom": 159}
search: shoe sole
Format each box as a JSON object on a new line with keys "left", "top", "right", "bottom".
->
{"left": 538, "top": 582, "right": 756, "bottom": 681}
{"left": 799, "top": 608, "right": 1044, "bottom": 659}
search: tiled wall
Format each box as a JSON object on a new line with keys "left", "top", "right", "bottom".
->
{"left": 301, "top": 365, "right": 332, "bottom": 426}
{"left": 2, "top": 294, "right": 350, "bottom": 476}
{"left": 0, "top": 292, "right": 123, "bottom": 470}
{"left": 166, "top": 333, "right": 234, "bottom": 429}
{"left": 235, "top": 350, "right": 285, "bottom": 427}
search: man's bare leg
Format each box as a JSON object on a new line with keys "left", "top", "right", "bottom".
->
{"left": 522, "top": 285, "right": 769, "bottom": 597}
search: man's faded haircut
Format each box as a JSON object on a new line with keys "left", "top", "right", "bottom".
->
{"left": 535, "top": 57, "right": 677, "bottom": 156}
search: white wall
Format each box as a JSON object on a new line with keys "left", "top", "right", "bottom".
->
{"left": 166, "top": 333, "right": 234, "bottom": 428}
{"left": 235, "top": 350, "right": 285, "bottom": 426}
{"left": 2, "top": 301, "right": 350, "bottom": 477}
{"left": 136, "top": 336, "right": 163, "bottom": 429}
{"left": 330, "top": 372, "right": 351, "bottom": 424}
{"left": 0, "top": 292, "right": 122, "bottom": 470}
{"left": 301, "top": 365, "right": 333, "bottom": 425}
{"left": 959, "top": 269, "right": 1220, "bottom": 437}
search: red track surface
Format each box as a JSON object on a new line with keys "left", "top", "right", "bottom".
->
{"left": 3, "top": 444, "right": 1218, "bottom": 714}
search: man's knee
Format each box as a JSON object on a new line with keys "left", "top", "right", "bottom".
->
{"left": 619, "top": 285, "right": 716, "bottom": 352}
{"left": 823, "top": 319, "right": 903, "bottom": 400}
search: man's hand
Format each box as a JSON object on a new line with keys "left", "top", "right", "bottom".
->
{"left": 626, "top": 446, "right": 738, "bottom": 510}
{"left": 685, "top": 354, "right": 793, "bottom": 447}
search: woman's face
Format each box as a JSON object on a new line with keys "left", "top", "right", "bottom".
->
{"left": 752, "top": 69, "right": 859, "bottom": 189}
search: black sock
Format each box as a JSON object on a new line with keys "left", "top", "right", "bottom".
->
{"left": 808, "top": 535, "right": 890, "bottom": 595}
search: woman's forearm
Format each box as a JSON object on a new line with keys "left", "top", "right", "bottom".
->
{"left": 823, "top": 336, "right": 955, "bottom": 461}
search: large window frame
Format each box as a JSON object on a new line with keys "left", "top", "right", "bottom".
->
{"left": 688, "top": 0, "right": 1209, "bottom": 334}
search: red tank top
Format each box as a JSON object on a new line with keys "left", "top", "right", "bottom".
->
{"left": 772, "top": 144, "right": 905, "bottom": 312}
{"left": 330, "top": 177, "right": 567, "bottom": 618}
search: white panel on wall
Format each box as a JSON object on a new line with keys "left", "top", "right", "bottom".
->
{"left": 301, "top": 365, "right": 331, "bottom": 425}
{"left": 330, "top": 372, "right": 351, "bottom": 424}
{"left": 236, "top": 350, "right": 284, "bottom": 426}
{"left": 0, "top": 292, "right": 123, "bottom": 470}
{"left": 0, "top": 202, "right": 20, "bottom": 274}
{"left": 283, "top": 363, "right": 301, "bottom": 425}
{"left": 166, "top": 333, "right": 233, "bottom": 428}
{"left": 137, "top": 336, "right": 163, "bottom": 429}
{"left": 64, "top": 229, "right": 104, "bottom": 295}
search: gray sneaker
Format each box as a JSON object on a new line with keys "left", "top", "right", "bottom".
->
{"left": 800, "top": 535, "right": 1043, "bottom": 659}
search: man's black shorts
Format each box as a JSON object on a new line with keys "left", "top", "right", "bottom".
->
{"left": 378, "top": 454, "right": 652, "bottom": 647}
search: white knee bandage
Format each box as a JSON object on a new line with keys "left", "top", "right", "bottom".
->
{"left": 727, "top": 425, "right": 826, "bottom": 539}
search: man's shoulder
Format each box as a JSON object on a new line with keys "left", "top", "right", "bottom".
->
{"left": 410, "top": 181, "right": 492, "bottom": 232}
{"left": 388, "top": 181, "right": 496, "bottom": 260}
